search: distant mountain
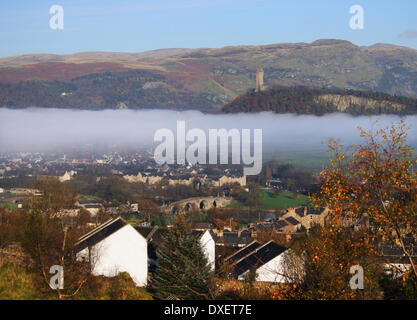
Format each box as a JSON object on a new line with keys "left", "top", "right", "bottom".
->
{"left": 221, "top": 86, "right": 417, "bottom": 115}
{"left": 1, "top": 39, "right": 417, "bottom": 110}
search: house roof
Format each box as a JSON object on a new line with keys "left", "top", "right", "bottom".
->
{"left": 274, "top": 220, "right": 288, "bottom": 230}
{"left": 232, "top": 241, "right": 287, "bottom": 277}
{"left": 285, "top": 216, "right": 300, "bottom": 226}
{"left": 215, "top": 230, "right": 253, "bottom": 247}
{"left": 79, "top": 200, "right": 104, "bottom": 205}
{"left": 192, "top": 222, "right": 215, "bottom": 230}
{"left": 135, "top": 226, "right": 154, "bottom": 240}
{"left": 295, "top": 207, "right": 305, "bottom": 217}
{"left": 84, "top": 204, "right": 101, "bottom": 209}
{"left": 306, "top": 206, "right": 323, "bottom": 215}
{"left": 224, "top": 241, "right": 261, "bottom": 265}
{"left": 240, "top": 229, "right": 252, "bottom": 237}
{"left": 380, "top": 256, "right": 411, "bottom": 264}
{"left": 380, "top": 242, "right": 416, "bottom": 257}
{"left": 135, "top": 226, "right": 167, "bottom": 246}
{"left": 135, "top": 226, "right": 205, "bottom": 243}
{"left": 74, "top": 217, "right": 127, "bottom": 252}
{"left": 134, "top": 225, "right": 208, "bottom": 260}
{"left": 255, "top": 224, "right": 273, "bottom": 232}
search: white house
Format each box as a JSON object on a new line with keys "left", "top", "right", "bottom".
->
{"left": 59, "top": 171, "right": 72, "bottom": 182}
{"left": 227, "top": 240, "right": 292, "bottom": 283}
{"left": 77, "top": 200, "right": 104, "bottom": 217}
{"left": 382, "top": 262, "right": 412, "bottom": 279}
{"left": 75, "top": 217, "right": 148, "bottom": 286}
{"left": 0, "top": 188, "right": 5, "bottom": 193}
{"left": 83, "top": 204, "right": 101, "bottom": 217}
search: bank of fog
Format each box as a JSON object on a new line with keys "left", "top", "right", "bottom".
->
{"left": 0, "top": 108, "right": 416, "bottom": 153}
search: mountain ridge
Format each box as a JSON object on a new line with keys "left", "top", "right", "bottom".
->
{"left": 1, "top": 39, "right": 417, "bottom": 111}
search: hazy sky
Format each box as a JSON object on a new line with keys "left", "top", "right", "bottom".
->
{"left": 0, "top": 0, "right": 416, "bottom": 58}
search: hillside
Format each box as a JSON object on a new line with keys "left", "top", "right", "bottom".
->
{"left": 222, "top": 86, "right": 417, "bottom": 115}
{"left": 1, "top": 39, "right": 417, "bottom": 110}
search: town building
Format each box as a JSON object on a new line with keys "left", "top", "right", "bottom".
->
{"left": 226, "top": 240, "right": 291, "bottom": 283}
{"left": 75, "top": 217, "right": 148, "bottom": 286}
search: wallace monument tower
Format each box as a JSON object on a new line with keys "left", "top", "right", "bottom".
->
{"left": 255, "top": 67, "right": 265, "bottom": 92}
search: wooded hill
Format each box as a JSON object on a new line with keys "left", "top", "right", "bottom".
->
{"left": 221, "top": 86, "right": 417, "bottom": 115}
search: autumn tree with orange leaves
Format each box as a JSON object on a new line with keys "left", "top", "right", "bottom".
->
{"left": 314, "top": 121, "right": 417, "bottom": 285}
{"left": 282, "top": 224, "right": 383, "bottom": 300}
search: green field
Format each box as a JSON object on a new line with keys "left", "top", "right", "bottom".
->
{"left": 261, "top": 190, "right": 309, "bottom": 210}
{"left": 263, "top": 150, "right": 330, "bottom": 171}
{"left": 0, "top": 201, "right": 18, "bottom": 210}
{"left": 230, "top": 190, "right": 309, "bottom": 210}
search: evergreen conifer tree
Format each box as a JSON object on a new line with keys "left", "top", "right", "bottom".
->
{"left": 150, "top": 215, "right": 213, "bottom": 300}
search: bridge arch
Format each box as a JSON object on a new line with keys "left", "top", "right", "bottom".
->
{"left": 165, "top": 196, "right": 231, "bottom": 214}
{"left": 184, "top": 202, "right": 192, "bottom": 212}
{"left": 199, "top": 200, "right": 208, "bottom": 210}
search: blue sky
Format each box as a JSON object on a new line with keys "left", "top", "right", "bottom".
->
{"left": 0, "top": 0, "right": 416, "bottom": 58}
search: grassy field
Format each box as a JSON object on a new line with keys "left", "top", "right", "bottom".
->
{"left": 0, "top": 265, "right": 39, "bottom": 300}
{"left": 0, "top": 201, "right": 18, "bottom": 210}
{"left": 230, "top": 190, "right": 309, "bottom": 210}
{"left": 0, "top": 264, "right": 153, "bottom": 300}
{"left": 263, "top": 150, "right": 330, "bottom": 171}
{"left": 261, "top": 190, "right": 309, "bottom": 210}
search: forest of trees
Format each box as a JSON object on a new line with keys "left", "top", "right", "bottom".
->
{"left": 222, "top": 86, "right": 417, "bottom": 115}
{"left": 0, "top": 70, "right": 217, "bottom": 110}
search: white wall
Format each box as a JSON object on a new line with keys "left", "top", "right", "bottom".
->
{"left": 86, "top": 207, "right": 99, "bottom": 217}
{"left": 77, "top": 224, "right": 148, "bottom": 286}
{"left": 255, "top": 253, "right": 287, "bottom": 283}
{"left": 237, "top": 250, "right": 291, "bottom": 283}
{"left": 383, "top": 263, "right": 411, "bottom": 279}
{"left": 200, "top": 230, "right": 215, "bottom": 272}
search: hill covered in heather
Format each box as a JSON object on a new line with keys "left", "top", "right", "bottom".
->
{"left": 1, "top": 39, "right": 417, "bottom": 111}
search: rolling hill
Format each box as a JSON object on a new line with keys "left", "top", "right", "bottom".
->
{"left": 1, "top": 39, "right": 417, "bottom": 111}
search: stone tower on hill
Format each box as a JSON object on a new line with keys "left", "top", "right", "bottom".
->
{"left": 255, "top": 68, "right": 265, "bottom": 92}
